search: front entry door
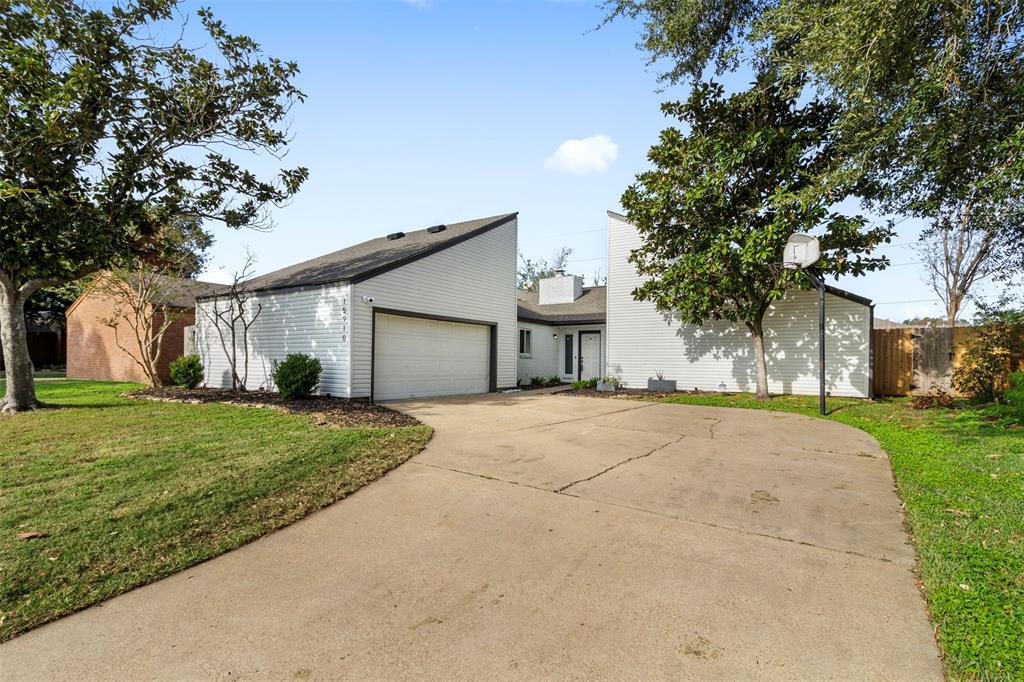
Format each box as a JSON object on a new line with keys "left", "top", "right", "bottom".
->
{"left": 580, "top": 332, "right": 601, "bottom": 381}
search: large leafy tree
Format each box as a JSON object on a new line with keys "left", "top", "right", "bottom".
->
{"left": 622, "top": 73, "right": 891, "bottom": 398}
{"left": 604, "top": 0, "right": 1024, "bottom": 276}
{"left": 0, "top": 0, "right": 307, "bottom": 412}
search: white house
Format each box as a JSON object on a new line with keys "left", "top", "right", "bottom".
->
{"left": 516, "top": 272, "right": 606, "bottom": 384}
{"left": 606, "top": 211, "right": 874, "bottom": 398}
{"left": 195, "top": 213, "right": 519, "bottom": 401}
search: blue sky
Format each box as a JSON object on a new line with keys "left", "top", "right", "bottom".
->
{"left": 185, "top": 0, "right": 982, "bottom": 323}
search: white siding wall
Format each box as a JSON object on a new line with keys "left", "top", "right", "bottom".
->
{"left": 607, "top": 213, "right": 871, "bottom": 398}
{"left": 517, "top": 322, "right": 608, "bottom": 383}
{"left": 517, "top": 322, "right": 558, "bottom": 383}
{"left": 195, "top": 282, "right": 352, "bottom": 396}
{"left": 350, "top": 218, "right": 518, "bottom": 398}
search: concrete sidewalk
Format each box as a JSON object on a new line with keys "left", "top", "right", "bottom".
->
{"left": 0, "top": 392, "right": 942, "bottom": 680}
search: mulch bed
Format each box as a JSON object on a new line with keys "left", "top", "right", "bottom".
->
{"left": 561, "top": 387, "right": 717, "bottom": 400}
{"left": 128, "top": 387, "right": 421, "bottom": 428}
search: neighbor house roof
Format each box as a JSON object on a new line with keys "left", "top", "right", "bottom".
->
{"left": 149, "top": 275, "right": 223, "bottom": 308}
{"left": 201, "top": 213, "right": 518, "bottom": 298}
{"left": 517, "top": 286, "right": 606, "bottom": 325}
{"left": 65, "top": 272, "right": 220, "bottom": 319}
{"left": 873, "top": 317, "right": 909, "bottom": 329}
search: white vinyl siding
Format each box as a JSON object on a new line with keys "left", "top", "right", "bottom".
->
{"left": 195, "top": 282, "right": 352, "bottom": 396}
{"left": 372, "top": 313, "right": 489, "bottom": 400}
{"left": 516, "top": 321, "right": 557, "bottom": 383}
{"left": 607, "top": 213, "right": 871, "bottom": 398}
{"left": 350, "top": 218, "right": 518, "bottom": 398}
{"left": 517, "top": 322, "right": 607, "bottom": 384}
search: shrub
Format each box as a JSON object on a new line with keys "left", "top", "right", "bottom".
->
{"left": 572, "top": 378, "right": 598, "bottom": 390}
{"left": 272, "top": 354, "right": 322, "bottom": 400}
{"left": 545, "top": 375, "right": 562, "bottom": 386}
{"left": 953, "top": 310, "right": 1024, "bottom": 401}
{"left": 528, "top": 376, "right": 545, "bottom": 387}
{"left": 168, "top": 354, "right": 204, "bottom": 389}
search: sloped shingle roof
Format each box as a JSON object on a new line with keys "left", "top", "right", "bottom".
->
{"left": 202, "top": 213, "right": 517, "bottom": 297}
{"left": 517, "top": 286, "right": 606, "bottom": 325}
{"left": 149, "top": 275, "right": 223, "bottom": 308}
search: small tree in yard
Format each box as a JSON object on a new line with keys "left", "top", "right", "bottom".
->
{"left": 0, "top": 0, "right": 307, "bottom": 413}
{"left": 622, "top": 72, "right": 892, "bottom": 399}
{"left": 97, "top": 218, "right": 212, "bottom": 387}
{"left": 199, "top": 251, "right": 262, "bottom": 391}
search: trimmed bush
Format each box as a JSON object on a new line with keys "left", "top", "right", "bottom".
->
{"left": 168, "top": 354, "right": 204, "bottom": 389}
{"left": 272, "top": 354, "right": 322, "bottom": 400}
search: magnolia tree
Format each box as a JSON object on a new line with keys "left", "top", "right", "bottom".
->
{"left": 622, "top": 73, "right": 892, "bottom": 399}
{"left": 604, "top": 0, "right": 1024, "bottom": 299}
{"left": 0, "top": 0, "right": 307, "bottom": 413}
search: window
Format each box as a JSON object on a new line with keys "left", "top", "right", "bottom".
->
{"left": 564, "top": 333, "right": 574, "bottom": 375}
{"left": 519, "top": 328, "right": 532, "bottom": 356}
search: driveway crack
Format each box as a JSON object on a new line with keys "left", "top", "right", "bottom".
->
{"left": 554, "top": 434, "right": 687, "bottom": 493}
{"left": 508, "top": 401, "right": 657, "bottom": 432}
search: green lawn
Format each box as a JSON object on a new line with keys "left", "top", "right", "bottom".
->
{"left": 0, "top": 380, "right": 431, "bottom": 642}
{"left": 635, "top": 391, "right": 1023, "bottom": 681}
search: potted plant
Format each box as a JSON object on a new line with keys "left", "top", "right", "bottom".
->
{"left": 597, "top": 375, "right": 620, "bottom": 392}
{"left": 647, "top": 370, "right": 676, "bottom": 393}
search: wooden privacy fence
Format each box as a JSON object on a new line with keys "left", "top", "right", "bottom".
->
{"left": 872, "top": 326, "right": 1021, "bottom": 397}
{"left": 872, "top": 328, "right": 914, "bottom": 396}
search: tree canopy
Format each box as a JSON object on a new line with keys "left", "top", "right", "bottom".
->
{"left": 0, "top": 0, "right": 307, "bottom": 412}
{"left": 604, "top": 0, "right": 1024, "bottom": 265}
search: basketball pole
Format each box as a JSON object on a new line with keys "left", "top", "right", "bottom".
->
{"left": 783, "top": 233, "right": 826, "bottom": 416}
{"left": 807, "top": 271, "right": 827, "bottom": 416}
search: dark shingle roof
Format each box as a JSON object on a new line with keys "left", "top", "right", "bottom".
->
{"left": 517, "top": 286, "right": 606, "bottom": 325}
{"left": 151, "top": 275, "right": 223, "bottom": 308}
{"left": 203, "top": 213, "right": 517, "bottom": 297}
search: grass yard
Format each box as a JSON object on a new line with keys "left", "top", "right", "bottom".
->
{"left": 0, "top": 380, "right": 431, "bottom": 642}
{"left": 633, "top": 391, "right": 1023, "bottom": 681}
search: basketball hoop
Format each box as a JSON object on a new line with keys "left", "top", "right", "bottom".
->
{"left": 783, "top": 233, "right": 821, "bottom": 270}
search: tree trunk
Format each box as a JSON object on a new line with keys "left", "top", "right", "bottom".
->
{"left": 0, "top": 285, "right": 41, "bottom": 413}
{"left": 747, "top": 318, "right": 770, "bottom": 400}
{"left": 946, "top": 296, "right": 960, "bottom": 328}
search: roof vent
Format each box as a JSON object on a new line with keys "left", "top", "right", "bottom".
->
{"left": 426, "top": 224, "right": 447, "bottom": 234}
{"left": 386, "top": 232, "right": 405, "bottom": 240}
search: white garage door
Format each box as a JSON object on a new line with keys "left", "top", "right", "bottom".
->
{"left": 373, "top": 313, "right": 490, "bottom": 401}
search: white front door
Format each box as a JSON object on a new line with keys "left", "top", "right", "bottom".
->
{"left": 373, "top": 313, "right": 490, "bottom": 401}
{"left": 580, "top": 332, "right": 601, "bottom": 381}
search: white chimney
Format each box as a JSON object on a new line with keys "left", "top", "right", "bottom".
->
{"left": 538, "top": 272, "right": 583, "bottom": 305}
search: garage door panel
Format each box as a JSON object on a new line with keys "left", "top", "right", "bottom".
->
{"left": 373, "top": 313, "right": 490, "bottom": 400}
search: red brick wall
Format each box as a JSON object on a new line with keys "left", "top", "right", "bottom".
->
{"left": 66, "top": 290, "right": 194, "bottom": 384}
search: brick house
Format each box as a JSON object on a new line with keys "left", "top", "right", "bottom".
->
{"left": 67, "top": 274, "right": 219, "bottom": 383}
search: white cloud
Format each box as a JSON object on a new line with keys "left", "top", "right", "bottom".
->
{"left": 543, "top": 134, "right": 619, "bottom": 174}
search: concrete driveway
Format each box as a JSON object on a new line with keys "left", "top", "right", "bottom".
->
{"left": 1, "top": 392, "right": 942, "bottom": 680}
